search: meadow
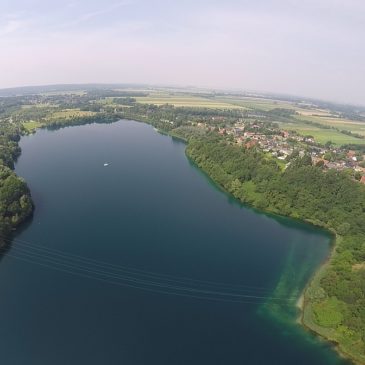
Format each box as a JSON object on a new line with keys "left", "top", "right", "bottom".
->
{"left": 277, "top": 119, "right": 365, "bottom": 145}
{"left": 23, "top": 121, "right": 44, "bottom": 132}
{"left": 135, "top": 94, "right": 245, "bottom": 109}
{"left": 213, "top": 96, "right": 297, "bottom": 111}
{"left": 48, "top": 109, "right": 96, "bottom": 119}
{"left": 296, "top": 115, "right": 365, "bottom": 136}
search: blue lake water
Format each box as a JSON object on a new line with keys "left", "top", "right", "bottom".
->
{"left": 0, "top": 120, "right": 350, "bottom": 364}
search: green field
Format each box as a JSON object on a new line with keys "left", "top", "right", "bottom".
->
{"left": 213, "top": 96, "right": 298, "bottom": 111}
{"left": 136, "top": 93, "right": 301, "bottom": 111}
{"left": 48, "top": 109, "right": 96, "bottom": 119}
{"left": 277, "top": 120, "right": 365, "bottom": 145}
{"left": 136, "top": 94, "right": 245, "bottom": 109}
{"left": 21, "top": 103, "right": 57, "bottom": 109}
{"left": 23, "top": 121, "right": 43, "bottom": 132}
{"left": 297, "top": 115, "right": 365, "bottom": 136}
{"left": 22, "top": 109, "right": 96, "bottom": 131}
{"left": 41, "top": 90, "right": 86, "bottom": 96}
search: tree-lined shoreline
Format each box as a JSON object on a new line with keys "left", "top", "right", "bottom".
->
{"left": 184, "top": 134, "right": 365, "bottom": 364}
{"left": 1, "top": 91, "right": 365, "bottom": 364}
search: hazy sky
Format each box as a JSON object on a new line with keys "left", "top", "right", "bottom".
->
{"left": 0, "top": 0, "right": 364, "bottom": 104}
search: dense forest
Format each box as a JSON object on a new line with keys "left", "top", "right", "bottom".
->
{"left": 0, "top": 120, "right": 33, "bottom": 243}
{"left": 186, "top": 134, "right": 365, "bottom": 363}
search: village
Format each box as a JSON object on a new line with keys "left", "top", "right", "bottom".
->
{"left": 195, "top": 120, "right": 365, "bottom": 184}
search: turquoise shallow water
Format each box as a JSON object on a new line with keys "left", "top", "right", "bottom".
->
{"left": 0, "top": 120, "right": 350, "bottom": 364}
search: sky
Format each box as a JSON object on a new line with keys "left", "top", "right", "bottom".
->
{"left": 0, "top": 0, "right": 364, "bottom": 104}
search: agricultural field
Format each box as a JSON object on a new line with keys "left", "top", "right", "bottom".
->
{"left": 295, "top": 114, "right": 365, "bottom": 136}
{"left": 17, "top": 109, "right": 97, "bottom": 132}
{"left": 41, "top": 90, "right": 86, "bottom": 96}
{"left": 277, "top": 120, "right": 365, "bottom": 145}
{"left": 136, "top": 94, "right": 245, "bottom": 109}
{"left": 48, "top": 109, "right": 96, "bottom": 120}
{"left": 136, "top": 92, "right": 306, "bottom": 111}
{"left": 213, "top": 96, "right": 297, "bottom": 111}
{"left": 296, "top": 109, "right": 334, "bottom": 117}
{"left": 21, "top": 103, "right": 57, "bottom": 109}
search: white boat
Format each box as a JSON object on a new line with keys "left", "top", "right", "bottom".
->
{"left": 104, "top": 163, "right": 109, "bottom": 167}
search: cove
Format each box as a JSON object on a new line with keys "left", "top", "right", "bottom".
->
{"left": 0, "top": 120, "right": 351, "bottom": 364}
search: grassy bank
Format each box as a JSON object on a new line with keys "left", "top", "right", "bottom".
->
{"left": 302, "top": 242, "right": 365, "bottom": 364}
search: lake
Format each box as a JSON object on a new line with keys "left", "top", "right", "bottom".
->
{"left": 0, "top": 120, "right": 350, "bottom": 364}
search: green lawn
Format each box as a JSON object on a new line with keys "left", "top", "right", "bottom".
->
{"left": 23, "top": 121, "right": 43, "bottom": 132}
{"left": 312, "top": 297, "right": 346, "bottom": 327}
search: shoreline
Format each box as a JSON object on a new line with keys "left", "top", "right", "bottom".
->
{"left": 182, "top": 133, "right": 363, "bottom": 365}
{"left": 296, "top": 240, "right": 350, "bottom": 362}
{"left": 298, "top": 240, "right": 364, "bottom": 365}
{"left": 13, "top": 118, "right": 362, "bottom": 365}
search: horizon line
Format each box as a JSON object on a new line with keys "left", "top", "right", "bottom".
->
{"left": 0, "top": 82, "right": 364, "bottom": 109}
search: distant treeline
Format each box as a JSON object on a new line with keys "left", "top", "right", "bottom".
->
{"left": 44, "top": 114, "right": 119, "bottom": 129}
